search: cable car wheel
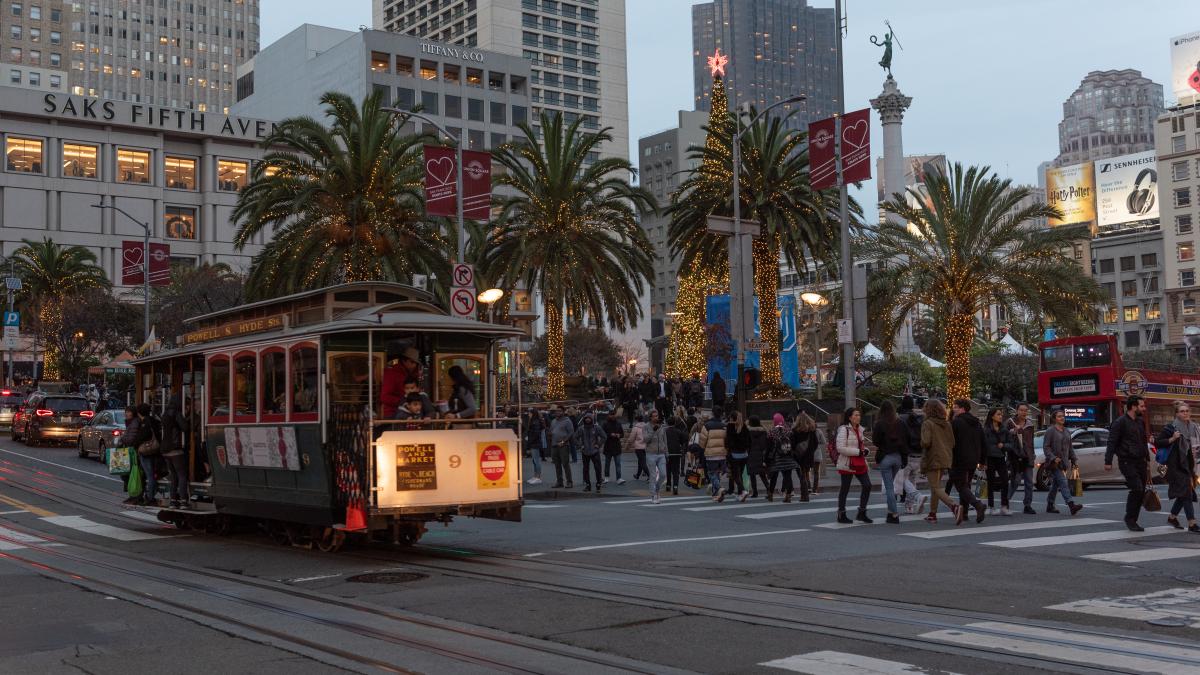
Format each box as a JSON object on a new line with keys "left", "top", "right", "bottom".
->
{"left": 315, "top": 527, "right": 346, "bottom": 553}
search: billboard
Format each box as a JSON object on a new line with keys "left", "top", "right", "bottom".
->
{"left": 876, "top": 154, "right": 947, "bottom": 203}
{"left": 1094, "top": 150, "right": 1158, "bottom": 228}
{"left": 1045, "top": 163, "right": 1096, "bottom": 229}
{"left": 1171, "top": 31, "right": 1200, "bottom": 101}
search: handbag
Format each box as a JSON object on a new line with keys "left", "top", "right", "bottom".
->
{"left": 137, "top": 436, "right": 160, "bottom": 456}
{"left": 684, "top": 465, "right": 705, "bottom": 489}
{"left": 108, "top": 446, "right": 132, "bottom": 475}
{"left": 1143, "top": 486, "right": 1162, "bottom": 512}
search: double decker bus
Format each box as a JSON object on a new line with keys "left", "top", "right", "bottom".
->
{"left": 1037, "top": 334, "right": 1200, "bottom": 431}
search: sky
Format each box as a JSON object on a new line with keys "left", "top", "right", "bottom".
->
{"left": 262, "top": 0, "right": 1199, "bottom": 218}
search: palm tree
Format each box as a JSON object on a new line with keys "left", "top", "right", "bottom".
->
{"left": 859, "top": 163, "right": 1106, "bottom": 400}
{"left": 152, "top": 263, "right": 245, "bottom": 347}
{"left": 485, "top": 111, "right": 655, "bottom": 400}
{"left": 668, "top": 109, "right": 845, "bottom": 391}
{"left": 11, "top": 238, "right": 109, "bottom": 379}
{"left": 232, "top": 90, "right": 446, "bottom": 300}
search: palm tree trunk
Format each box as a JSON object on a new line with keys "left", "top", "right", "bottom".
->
{"left": 666, "top": 260, "right": 726, "bottom": 378}
{"left": 945, "top": 312, "right": 974, "bottom": 401}
{"left": 752, "top": 238, "right": 783, "bottom": 390}
{"left": 40, "top": 300, "right": 63, "bottom": 381}
{"left": 544, "top": 299, "right": 565, "bottom": 400}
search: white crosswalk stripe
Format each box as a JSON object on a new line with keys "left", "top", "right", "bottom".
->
{"left": 0, "top": 524, "right": 63, "bottom": 550}
{"left": 1047, "top": 587, "right": 1200, "bottom": 628}
{"left": 1082, "top": 547, "right": 1200, "bottom": 564}
{"left": 740, "top": 503, "right": 890, "bottom": 520}
{"left": 761, "top": 650, "right": 963, "bottom": 674}
{"left": 902, "top": 518, "right": 1114, "bottom": 539}
{"left": 41, "top": 515, "right": 172, "bottom": 541}
{"left": 984, "top": 525, "right": 1178, "bottom": 548}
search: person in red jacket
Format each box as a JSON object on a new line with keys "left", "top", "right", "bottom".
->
{"left": 382, "top": 345, "right": 422, "bottom": 418}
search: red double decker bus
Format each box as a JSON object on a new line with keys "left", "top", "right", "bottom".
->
{"left": 1037, "top": 334, "right": 1200, "bottom": 431}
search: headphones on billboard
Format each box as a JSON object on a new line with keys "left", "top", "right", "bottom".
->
{"left": 1127, "top": 168, "right": 1156, "bottom": 216}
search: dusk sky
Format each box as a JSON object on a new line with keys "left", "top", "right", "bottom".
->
{"left": 262, "top": 0, "right": 1197, "bottom": 218}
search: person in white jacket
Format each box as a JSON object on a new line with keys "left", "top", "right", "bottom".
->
{"left": 835, "top": 407, "right": 874, "bottom": 524}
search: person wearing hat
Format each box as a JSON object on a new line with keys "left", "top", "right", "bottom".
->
{"left": 382, "top": 345, "right": 422, "bottom": 418}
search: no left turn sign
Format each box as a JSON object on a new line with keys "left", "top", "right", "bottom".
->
{"left": 451, "top": 287, "right": 476, "bottom": 317}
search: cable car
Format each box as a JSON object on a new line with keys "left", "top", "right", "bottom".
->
{"left": 132, "top": 282, "right": 524, "bottom": 551}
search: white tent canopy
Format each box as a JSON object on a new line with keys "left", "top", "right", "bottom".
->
{"left": 861, "top": 343, "right": 885, "bottom": 360}
{"left": 920, "top": 352, "right": 944, "bottom": 368}
{"left": 997, "top": 333, "right": 1034, "bottom": 356}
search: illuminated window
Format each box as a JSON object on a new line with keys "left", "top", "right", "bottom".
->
{"left": 466, "top": 68, "right": 482, "bottom": 87}
{"left": 1123, "top": 306, "right": 1139, "bottom": 322}
{"left": 261, "top": 350, "right": 286, "bottom": 417}
{"left": 61, "top": 142, "right": 97, "bottom": 178}
{"left": 290, "top": 344, "right": 318, "bottom": 415}
{"left": 217, "top": 158, "right": 247, "bottom": 191}
{"left": 1180, "top": 242, "right": 1195, "bottom": 262}
{"left": 1103, "top": 307, "right": 1118, "bottom": 324}
{"left": 233, "top": 352, "right": 256, "bottom": 419}
{"left": 116, "top": 148, "right": 151, "bottom": 183}
{"left": 164, "top": 155, "right": 196, "bottom": 189}
{"left": 5, "top": 136, "right": 44, "bottom": 173}
{"left": 419, "top": 59, "right": 437, "bottom": 80}
{"left": 370, "top": 50, "right": 390, "bottom": 73}
{"left": 1147, "top": 302, "right": 1161, "bottom": 320}
{"left": 165, "top": 205, "right": 196, "bottom": 239}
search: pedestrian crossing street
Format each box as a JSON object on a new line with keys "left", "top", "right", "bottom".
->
{"left": 0, "top": 512, "right": 176, "bottom": 551}
{"left": 580, "top": 488, "right": 1200, "bottom": 566}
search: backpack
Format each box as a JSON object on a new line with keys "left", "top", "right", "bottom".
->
{"left": 902, "top": 412, "right": 923, "bottom": 454}
{"left": 1155, "top": 423, "right": 1174, "bottom": 465}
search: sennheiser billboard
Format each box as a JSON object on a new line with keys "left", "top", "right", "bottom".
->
{"left": 1094, "top": 150, "right": 1158, "bottom": 228}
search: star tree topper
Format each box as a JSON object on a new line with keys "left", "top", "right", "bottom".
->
{"left": 707, "top": 47, "right": 729, "bottom": 78}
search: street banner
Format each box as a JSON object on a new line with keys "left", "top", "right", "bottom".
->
{"left": 808, "top": 108, "right": 871, "bottom": 189}
{"left": 1094, "top": 150, "right": 1158, "bottom": 229}
{"left": 424, "top": 145, "right": 458, "bottom": 217}
{"left": 121, "top": 240, "right": 171, "bottom": 286}
{"left": 462, "top": 149, "right": 492, "bottom": 221}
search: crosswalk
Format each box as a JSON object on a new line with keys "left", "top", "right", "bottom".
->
{"left": 0, "top": 513, "right": 176, "bottom": 551}
{"left": 573, "top": 488, "right": 1200, "bottom": 567}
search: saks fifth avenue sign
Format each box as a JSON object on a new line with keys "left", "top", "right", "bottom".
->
{"left": 37, "top": 92, "right": 278, "bottom": 140}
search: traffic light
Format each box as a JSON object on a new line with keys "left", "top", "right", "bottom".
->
{"left": 743, "top": 367, "right": 761, "bottom": 390}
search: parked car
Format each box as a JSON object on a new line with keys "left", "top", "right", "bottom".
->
{"left": 77, "top": 408, "right": 127, "bottom": 462}
{"left": 0, "top": 390, "right": 24, "bottom": 428}
{"left": 1034, "top": 426, "right": 1165, "bottom": 490}
{"left": 19, "top": 394, "right": 92, "bottom": 446}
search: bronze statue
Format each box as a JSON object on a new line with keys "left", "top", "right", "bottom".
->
{"left": 870, "top": 21, "right": 902, "bottom": 78}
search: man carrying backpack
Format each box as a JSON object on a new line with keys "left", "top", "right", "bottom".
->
{"left": 896, "top": 396, "right": 927, "bottom": 515}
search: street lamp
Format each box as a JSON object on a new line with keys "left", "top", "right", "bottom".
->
{"left": 627, "top": 358, "right": 638, "bottom": 376}
{"left": 381, "top": 106, "right": 466, "bottom": 265}
{"left": 801, "top": 292, "right": 828, "bottom": 400}
{"left": 477, "top": 288, "right": 504, "bottom": 416}
{"left": 92, "top": 200, "right": 151, "bottom": 343}
{"left": 731, "top": 94, "right": 806, "bottom": 419}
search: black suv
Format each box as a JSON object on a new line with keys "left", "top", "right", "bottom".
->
{"left": 18, "top": 394, "right": 92, "bottom": 446}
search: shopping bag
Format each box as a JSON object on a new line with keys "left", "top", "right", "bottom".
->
{"left": 684, "top": 466, "right": 705, "bottom": 489}
{"left": 108, "top": 447, "right": 132, "bottom": 475}
{"left": 126, "top": 460, "right": 143, "bottom": 499}
{"left": 1143, "top": 487, "right": 1161, "bottom": 512}
{"left": 1070, "top": 466, "right": 1084, "bottom": 498}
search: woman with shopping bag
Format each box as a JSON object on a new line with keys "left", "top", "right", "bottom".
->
{"left": 1155, "top": 400, "right": 1200, "bottom": 532}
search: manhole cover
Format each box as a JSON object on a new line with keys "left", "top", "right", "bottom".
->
{"left": 346, "top": 572, "right": 426, "bottom": 584}
{"left": 1148, "top": 617, "right": 1190, "bottom": 627}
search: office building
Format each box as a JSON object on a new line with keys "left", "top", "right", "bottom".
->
{"left": 1053, "top": 69, "right": 1164, "bottom": 168}
{"left": 0, "top": 0, "right": 259, "bottom": 113}
{"left": 638, "top": 109, "right": 705, "bottom": 371}
{"left": 1091, "top": 228, "right": 1166, "bottom": 351}
{"left": 373, "top": 0, "right": 628, "bottom": 163}
{"left": 1155, "top": 105, "right": 1200, "bottom": 351}
{"left": 232, "top": 25, "right": 531, "bottom": 152}
{"left": 691, "top": 0, "right": 837, "bottom": 130}
{"left": 0, "top": 85, "right": 273, "bottom": 288}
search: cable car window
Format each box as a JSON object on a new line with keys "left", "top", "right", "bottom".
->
{"left": 290, "top": 344, "right": 318, "bottom": 415}
{"left": 233, "top": 352, "right": 256, "bottom": 420}
{"left": 261, "top": 349, "right": 286, "bottom": 417}
{"left": 209, "top": 355, "right": 230, "bottom": 421}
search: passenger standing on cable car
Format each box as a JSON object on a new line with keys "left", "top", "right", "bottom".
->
{"left": 445, "top": 365, "right": 478, "bottom": 420}
{"left": 160, "top": 392, "right": 190, "bottom": 508}
{"left": 119, "top": 405, "right": 141, "bottom": 505}
{"left": 382, "top": 345, "right": 422, "bottom": 419}
{"left": 129, "top": 403, "right": 162, "bottom": 506}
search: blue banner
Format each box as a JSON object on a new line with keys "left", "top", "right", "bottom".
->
{"left": 705, "top": 295, "right": 800, "bottom": 389}
{"left": 778, "top": 295, "right": 800, "bottom": 389}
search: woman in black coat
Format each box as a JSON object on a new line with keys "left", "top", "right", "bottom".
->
{"left": 746, "top": 417, "right": 770, "bottom": 498}
{"left": 1155, "top": 401, "right": 1200, "bottom": 532}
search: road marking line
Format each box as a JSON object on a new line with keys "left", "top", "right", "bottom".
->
{"left": 813, "top": 521, "right": 888, "bottom": 529}
{"left": 984, "top": 525, "right": 1177, "bottom": 548}
{"left": 41, "top": 515, "right": 171, "bottom": 541}
{"left": 526, "top": 529, "right": 810, "bottom": 555}
{"left": 0, "top": 509, "right": 28, "bottom": 515}
{"left": 286, "top": 573, "right": 343, "bottom": 583}
{"left": 0, "top": 524, "right": 63, "bottom": 550}
{"left": 0, "top": 448, "right": 122, "bottom": 482}
{"left": 920, "top": 621, "right": 1200, "bottom": 674}
{"left": 739, "top": 503, "right": 889, "bottom": 520}
{"left": 121, "top": 509, "right": 167, "bottom": 523}
{"left": 902, "top": 518, "right": 1113, "bottom": 539}
{"left": 1082, "top": 547, "right": 1200, "bottom": 564}
{"left": 685, "top": 496, "right": 839, "bottom": 512}
{"left": 760, "top": 650, "right": 963, "bottom": 674}
{"left": 604, "top": 496, "right": 711, "bottom": 505}
{"left": 0, "top": 493, "right": 56, "bottom": 517}
{"left": 1047, "top": 587, "right": 1200, "bottom": 628}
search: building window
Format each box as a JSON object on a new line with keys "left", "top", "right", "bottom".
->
{"left": 61, "top": 142, "right": 97, "bottom": 178}
{"left": 490, "top": 132, "right": 506, "bottom": 149}
{"left": 1176, "top": 187, "right": 1192, "bottom": 208}
{"left": 1099, "top": 258, "right": 1114, "bottom": 274}
{"left": 1122, "top": 279, "right": 1137, "bottom": 297}
{"left": 1124, "top": 330, "right": 1140, "bottom": 349}
{"left": 370, "top": 51, "right": 390, "bottom": 73}
{"left": 217, "top": 158, "right": 248, "bottom": 191}
{"left": 1144, "top": 276, "right": 1160, "bottom": 293}
{"left": 1120, "top": 256, "right": 1136, "bottom": 272}
{"left": 396, "top": 87, "right": 414, "bottom": 109}
{"left": 1146, "top": 326, "right": 1162, "bottom": 345}
{"left": 466, "top": 68, "right": 482, "bottom": 87}
{"left": 1179, "top": 214, "right": 1194, "bottom": 235}
{"left": 1102, "top": 282, "right": 1116, "bottom": 300}
{"left": 396, "top": 55, "right": 413, "bottom": 77}
{"left": 421, "top": 90, "right": 438, "bottom": 114}
{"left": 443, "top": 63, "right": 460, "bottom": 84}
{"left": 444, "top": 94, "right": 461, "bottom": 118}
{"left": 467, "top": 98, "right": 483, "bottom": 122}
{"left": 1103, "top": 306, "right": 1118, "bottom": 323}
{"left": 1142, "top": 252, "right": 1158, "bottom": 268}
{"left": 1173, "top": 135, "right": 1187, "bottom": 153}
{"left": 48, "top": 73, "right": 60, "bottom": 88}
{"left": 512, "top": 105, "right": 527, "bottom": 125}
{"left": 5, "top": 136, "right": 44, "bottom": 173}
{"left": 165, "top": 205, "right": 196, "bottom": 239}
{"left": 1182, "top": 269, "right": 1196, "bottom": 287}
{"left": 164, "top": 155, "right": 196, "bottom": 190}
{"left": 490, "top": 100, "right": 506, "bottom": 125}
{"left": 8, "top": 69, "right": 19, "bottom": 84}
{"left": 1180, "top": 242, "right": 1195, "bottom": 262}
{"left": 117, "top": 148, "right": 151, "bottom": 183}
{"left": 10, "top": 2, "right": 21, "bottom": 16}
{"left": 1185, "top": 298, "right": 1197, "bottom": 316}
{"left": 1173, "top": 160, "right": 1190, "bottom": 182}
{"left": 1123, "top": 305, "right": 1140, "bottom": 322}
{"left": 1147, "top": 302, "right": 1161, "bottom": 320}
{"left": 419, "top": 59, "right": 437, "bottom": 80}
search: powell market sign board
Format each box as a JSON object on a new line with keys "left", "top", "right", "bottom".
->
{"left": 373, "top": 428, "right": 520, "bottom": 508}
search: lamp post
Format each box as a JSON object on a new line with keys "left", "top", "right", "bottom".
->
{"left": 92, "top": 200, "right": 151, "bottom": 343}
{"left": 800, "top": 291, "right": 828, "bottom": 401}
{"left": 627, "top": 358, "right": 638, "bottom": 377}
{"left": 381, "top": 107, "right": 466, "bottom": 265}
{"left": 731, "top": 94, "right": 806, "bottom": 419}
{"left": 478, "top": 288, "right": 504, "bottom": 416}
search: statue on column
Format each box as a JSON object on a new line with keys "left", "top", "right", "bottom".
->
{"left": 870, "top": 21, "right": 902, "bottom": 78}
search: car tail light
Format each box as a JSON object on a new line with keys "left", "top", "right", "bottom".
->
{"left": 80, "top": 410, "right": 94, "bottom": 418}
{"left": 112, "top": 430, "right": 121, "bottom": 437}
{"left": 0, "top": 390, "right": 10, "bottom": 396}
{"left": 35, "top": 409, "right": 53, "bottom": 417}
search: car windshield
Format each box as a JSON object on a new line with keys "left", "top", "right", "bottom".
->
{"left": 46, "top": 397, "right": 88, "bottom": 411}
{"left": 1034, "top": 432, "right": 1044, "bottom": 450}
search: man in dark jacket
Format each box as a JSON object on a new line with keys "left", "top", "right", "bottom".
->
{"left": 574, "top": 414, "right": 606, "bottom": 492}
{"left": 160, "top": 392, "right": 190, "bottom": 508}
{"left": 637, "top": 375, "right": 656, "bottom": 416}
{"left": 1005, "top": 402, "right": 1038, "bottom": 514}
{"left": 601, "top": 412, "right": 625, "bottom": 485}
{"left": 950, "top": 399, "right": 986, "bottom": 524}
{"left": 710, "top": 371, "right": 727, "bottom": 410}
{"left": 1105, "top": 395, "right": 1151, "bottom": 530}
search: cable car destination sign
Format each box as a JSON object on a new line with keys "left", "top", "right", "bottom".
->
{"left": 181, "top": 314, "right": 287, "bottom": 346}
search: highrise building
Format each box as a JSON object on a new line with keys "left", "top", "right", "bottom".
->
{"left": 1053, "top": 69, "right": 1164, "bottom": 168}
{"left": 691, "top": 0, "right": 837, "bottom": 129}
{"left": 373, "top": 0, "right": 628, "bottom": 163}
{"left": 0, "top": 0, "right": 259, "bottom": 113}
{"left": 1155, "top": 105, "right": 1200, "bottom": 353}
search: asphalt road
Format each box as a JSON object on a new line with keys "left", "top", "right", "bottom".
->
{"left": 3, "top": 439, "right": 1200, "bottom": 674}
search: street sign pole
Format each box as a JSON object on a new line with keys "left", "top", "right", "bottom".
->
{"left": 5, "top": 261, "right": 17, "bottom": 387}
{"left": 835, "top": 0, "right": 856, "bottom": 412}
